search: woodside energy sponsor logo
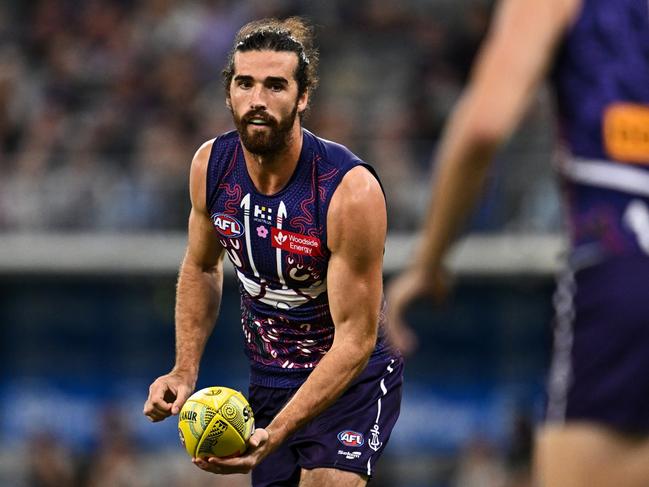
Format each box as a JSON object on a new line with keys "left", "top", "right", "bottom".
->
{"left": 271, "top": 227, "right": 322, "bottom": 257}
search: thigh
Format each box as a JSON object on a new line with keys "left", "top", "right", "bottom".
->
{"left": 299, "top": 467, "right": 367, "bottom": 487}
{"left": 535, "top": 423, "right": 649, "bottom": 487}
{"left": 249, "top": 384, "right": 301, "bottom": 487}
{"left": 292, "top": 353, "right": 403, "bottom": 479}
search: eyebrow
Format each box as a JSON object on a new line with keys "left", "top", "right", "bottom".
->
{"left": 265, "top": 76, "right": 289, "bottom": 86}
{"left": 233, "top": 75, "right": 289, "bottom": 85}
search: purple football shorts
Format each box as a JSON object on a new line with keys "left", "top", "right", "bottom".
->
{"left": 249, "top": 352, "right": 403, "bottom": 487}
{"left": 546, "top": 254, "right": 649, "bottom": 433}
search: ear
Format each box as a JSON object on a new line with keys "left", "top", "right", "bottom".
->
{"left": 297, "top": 89, "right": 309, "bottom": 115}
{"left": 225, "top": 96, "right": 232, "bottom": 111}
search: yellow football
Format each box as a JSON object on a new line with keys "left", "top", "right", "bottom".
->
{"left": 178, "top": 386, "right": 255, "bottom": 458}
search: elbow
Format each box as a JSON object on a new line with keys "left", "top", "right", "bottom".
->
{"left": 200, "top": 263, "right": 222, "bottom": 277}
{"left": 181, "top": 257, "right": 221, "bottom": 277}
{"left": 454, "top": 91, "right": 511, "bottom": 155}
{"left": 347, "top": 345, "right": 373, "bottom": 376}
{"left": 355, "top": 333, "right": 377, "bottom": 367}
{"left": 466, "top": 118, "right": 508, "bottom": 154}
{"left": 332, "top": 332, "right": 376, "bottom": 371}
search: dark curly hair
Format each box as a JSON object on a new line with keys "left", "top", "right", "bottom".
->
{"left": 223, "top": 17, "right": 319, "bottom": 117}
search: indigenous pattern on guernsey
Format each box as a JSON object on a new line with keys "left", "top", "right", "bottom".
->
{"left": 551, "top": 0, "right": 649, "bottom": 264}
{"left": 206, "top": 129, "right": 390, "bottom": 387}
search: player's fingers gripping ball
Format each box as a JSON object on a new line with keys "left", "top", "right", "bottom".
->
{"left": 178, "top": 386, "right": 255, "bottom": 458}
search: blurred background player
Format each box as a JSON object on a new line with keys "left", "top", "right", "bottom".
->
{"left": 143, "top": 17, "right": 402, "bottom": 487}
{"left": 387, "top": 0, "right": 649, "bottom": 486}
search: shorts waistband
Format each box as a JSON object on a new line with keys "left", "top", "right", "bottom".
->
{"left": 249, "top": 364, "right": 312, "bottom": 388}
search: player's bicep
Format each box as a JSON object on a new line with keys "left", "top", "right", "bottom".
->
{"left": 184, "top": 139, "right": 224, "bottom": 270}
{"left": 327, "top": 167, "right": 386, "bottom": 345}
{"left": 185, "top": 207, "right": 224, "bottom": 270}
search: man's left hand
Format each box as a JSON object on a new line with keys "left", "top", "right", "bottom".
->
{"left": 192, "top": 428, "right": 273, "bottom": 475}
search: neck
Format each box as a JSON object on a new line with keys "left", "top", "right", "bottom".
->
{"left": 242, "top": 125, "right": 304, "bottom": 195}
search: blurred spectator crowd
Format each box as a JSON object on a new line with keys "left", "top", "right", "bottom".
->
{"left": 0, "top": 0, "right": 559, "bottom": 233}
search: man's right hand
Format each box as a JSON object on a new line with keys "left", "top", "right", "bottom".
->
{"left": 143, "top": 370, "right": 196, "bottom": 422}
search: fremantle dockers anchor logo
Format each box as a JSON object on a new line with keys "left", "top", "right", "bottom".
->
{"left": 368, "top": 424, "right": 382, "bottom": 452}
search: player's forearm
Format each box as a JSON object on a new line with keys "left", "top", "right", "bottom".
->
{"left": 414, "top": 0, "right": 572, "bottom": 275}
{"left": 265, "top": 330, "right": 375, "bottom": 444}
{"left": 173, "top": 259, "right": 223, "bottom": 380}
{"left": 414, "top": 96, "right": 499, "bottom": 274}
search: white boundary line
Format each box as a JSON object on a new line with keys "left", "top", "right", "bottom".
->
{"left": 0, "top": 232, "right": 565, "bottom": 276}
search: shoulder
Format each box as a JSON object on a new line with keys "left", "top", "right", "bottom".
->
{"left": 333, "top": 166, "right": 384, "bottom": 207}
{"left": 189, "top": 130, "right": 241, "bottom": 201}
{"left": 189, "top": 138, "right": 216, "bottom": 211}
{"left": 305, "top": 129, "right": 363, "bottom": 170}
{"left": 193, "top": 130, "right": 239, "bottom": 172}
{"left": 327, "top": 166, "right": 386, "bottom": 254}
{"left": 308, "top": 129, "right": 384, "bottom": 211}
{"left": 190, "top": 138, "right": 216, "bottom": 181}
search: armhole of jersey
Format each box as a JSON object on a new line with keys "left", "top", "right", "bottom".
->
{"left": 359, "top": 162, "right": 386, "bottom": 201}
{"left": 205, "top": 136, "right": 223, "bottom": 212}
{"left": 323, "top": 161, "right": 386, "bottom": 254}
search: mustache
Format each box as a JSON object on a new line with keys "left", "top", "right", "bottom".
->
{"left": 242, "top": 110, "right": 277, "bottom": 124}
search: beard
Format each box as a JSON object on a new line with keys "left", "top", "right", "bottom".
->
{"left": 232, "top": 103, "right": 299, "bottom": 156}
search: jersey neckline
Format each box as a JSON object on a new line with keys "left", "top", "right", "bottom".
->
{"left": 239, "top": 129, "right": 311, "bottom": 199}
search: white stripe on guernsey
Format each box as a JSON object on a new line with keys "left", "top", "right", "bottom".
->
{"left": 241, "top": 194, "right": 260, "bottom": 278}
{"left": 546, "top": 269, "right": 576, "bottom": 423}
{"left": 560, "top": 156, "right": 649, "bottom": 197}
{"left": 276, "top": 201, "right": 287, "bottom": 287}
{"left": 624, "top": 200, "right": 649, "bottom": 255}
{"left": 375, "top": 398, "right": 382, "bottom": 424}
{"left": 380, "top": 378, "right": 387, "bottom": 396}
{"left": 367, "top": 360, "right": 397, "bottom": 477}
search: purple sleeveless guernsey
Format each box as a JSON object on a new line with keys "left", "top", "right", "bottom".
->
{"left": 206, "top": 129, "right": 390, "bottom": 388}
{"left": 551, "top": 0, "right": 649, "bottom": 266}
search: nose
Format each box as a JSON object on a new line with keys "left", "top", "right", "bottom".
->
{"left": 249, "top": 85, "right": 267, "bottom": 110}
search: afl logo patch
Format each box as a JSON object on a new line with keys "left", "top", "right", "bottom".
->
{"left": 337, "top": 430, "right": 364, "bottom": 447}
{"left": 212, "top": 213, "right": 244, "bottom": 238}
